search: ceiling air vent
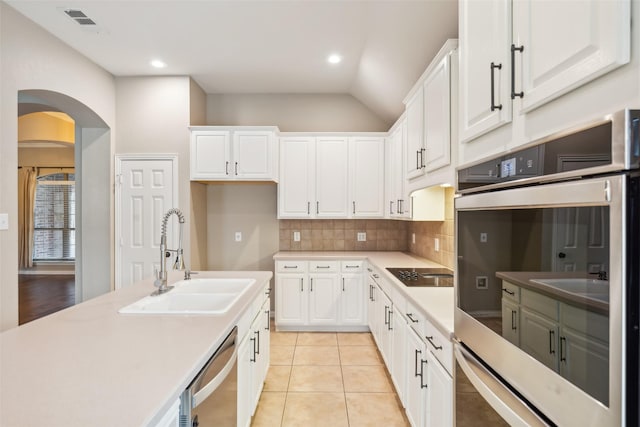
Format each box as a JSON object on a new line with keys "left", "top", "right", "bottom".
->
{"left": 64, "top": 9, "right": 96, "bottom": 25}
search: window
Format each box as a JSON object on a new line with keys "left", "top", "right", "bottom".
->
{"left": 33, "top": 172, "right": 75, "bottom": 261}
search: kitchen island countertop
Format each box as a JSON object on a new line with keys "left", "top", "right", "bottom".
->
{"left": 0, "top": 270, "right": 272, "bottom": 427}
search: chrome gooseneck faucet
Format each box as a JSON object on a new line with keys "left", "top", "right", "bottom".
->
{"left": 153, "top": 208, "right": 185, "bottom": 296}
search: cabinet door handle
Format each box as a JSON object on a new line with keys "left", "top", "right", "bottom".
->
{"left": 560, "top": 336, "right": 566, "bottom": 362}
{"left": 310, "top": 278, "right": 313, "bottom": 292}
{"left": 398, "top": 199, "right": 403, "bottom": 214}
{"left": 250, "top": 336, "right": 257, "bottom": 362}
{"left": 502, "top": 288, "right": 515, "bottom": 296}
{"left": 416, "top": 150, "right": 421, "bottom": 169}
{"left": 307, "top": 202, "right": 310, "bottom": 215}
{"left": 490, "top": 62, "right": 503, "bottom": 111}
{"left": 426, "top": 335, "right": 442, "bottom": 351}
{"left": 511, "top": 310, "right": 517, "bottom": 330}
{"left": 414, "top": 349, "right": 422, "bottom": 377}
{"left": 225, "top": 161, "right": 229, "bottom": 175}
{"left": 511, "top": 44, "right": 524, "bottom": 99}
{"left": 384, "top": 305, "right": 389, "bottom": 326}
{"left": 300, "top": 278, "right": 304, "bottom": 292}
{"left": 235, "top": 161, "right": 238, "bottom": 175}
{"left": 549, "top": 330, "right": 555, "bottom": 355}
{"left": 407, "top": 313, "right": 419, "bottom": 323}
{"left": 352, "top": 201, "right": 356, "bottom": 214}
{"left": 388, "top": 309, "right": 393, "bottom": 331}
{"left": 255, "top": 330, "right": 260, "bottom": 355}
{"left": 390, "top": 200, "right": 394, "bottom": 215}
{"left": 420, "top": 359, "right": 428, "bottom": 388}
{"left": 420, "top": 148, "right": 426, "bottom": 169}
{"left": 316, "top": 201, "right": 319, "bottom": 215}
{"left": 342, "top": 278, "right": 345, "bottom": 291}
{"left": 265, "top": 310, "right": 270, "bottom": 331}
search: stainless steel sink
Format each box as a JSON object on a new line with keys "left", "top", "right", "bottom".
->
{"left": 119, "top": 277, "right": 255, "bottom": 315}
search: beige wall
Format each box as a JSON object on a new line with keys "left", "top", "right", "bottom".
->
{"left": 207, "top": 93, "right": 390, "bottom": 132}
{"left": 18, "top": 147, "right": 74, "bottom": 168}
{"left": 189, "top": 79, "right": 208, "bottom": 270}
{"left": 1, "top": 3, "right": 116, "bottom": 330}
{"left": 206, "top": 183, "right": 279, "bottom": 274}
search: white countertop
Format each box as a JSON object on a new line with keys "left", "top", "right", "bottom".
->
{"left": 0, "top": 270, "right": 272, "bottom": 427}
{"left": 274, "top": 251, "right": 454, "bottom": 337}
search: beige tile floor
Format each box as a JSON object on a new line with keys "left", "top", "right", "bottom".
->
{"left": 251, "top": 326, "right": 410, "bottom": 427}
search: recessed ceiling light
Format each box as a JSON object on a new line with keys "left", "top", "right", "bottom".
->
{"left": 150, "top": 59, "right": 167, "bottom": 69}
{"left": 327, "top": 54, "right": 342, "bottom": 64}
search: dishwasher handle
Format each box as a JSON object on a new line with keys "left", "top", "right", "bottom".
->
{"left": 190, "top": 327, "right": 238, "bottom": 408}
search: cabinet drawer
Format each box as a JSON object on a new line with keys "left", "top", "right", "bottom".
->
{"left": 341, "top": 260, "right": 364, "bottom": 273}
{"left": 521, "top": 288, "right": 559, "bottom": 321}
{"left": 309, "top": 260, "right": 339, "bottom": 272}
{"left": 276, "top": 260, "right": 307, "bottom": 273}
{"left": 501, "top": 281, "right": 520, "bottom": 303}
{"left": 424, "top": 321, "right": 453, "bottom": 375}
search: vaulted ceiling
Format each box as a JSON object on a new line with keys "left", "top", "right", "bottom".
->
{"left": 6, "top": 1, "right": 458, "bottom": 124}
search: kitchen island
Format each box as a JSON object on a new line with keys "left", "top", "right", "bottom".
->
{"left": 0, "top": 270, "right": 272, "bottom": 427}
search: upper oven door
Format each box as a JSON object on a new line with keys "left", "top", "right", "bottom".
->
{"left": 455, "top": 174, "right": 625, "bottom": 427}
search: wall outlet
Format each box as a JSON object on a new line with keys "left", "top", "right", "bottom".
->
{"left": 412, "top": 233, "right": 416, "bottom": 244}
{"left": 475, "top": 276, "right": 488, "bottom": 289}
{"left": 0, "top": 213, "right": 8, "bottom": 230}
{"left": 357, "top": 232, "right": 367, "bottom": 242}
{"left": 480, "top": 232, "right": 488, "bottom": 243}
{"left": 434, "top": 238, "right": 440, "bottom": 252}
{"left": 293, "top": 231, "right": 301, "bottom": 242}
{"left": 235, "top": 231, "right": 242, "bottom": 242}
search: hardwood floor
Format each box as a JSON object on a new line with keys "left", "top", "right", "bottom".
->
{"left": 19, "top": 274, "right": 75, "bottom": 325}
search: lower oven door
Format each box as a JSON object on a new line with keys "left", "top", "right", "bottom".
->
{"left": 180, "top": 327, "right": 238, "bottom": 427}
{"left": 455, "top": 173, "right": 630, "bottom": 426}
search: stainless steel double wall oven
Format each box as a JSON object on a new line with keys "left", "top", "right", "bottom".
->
{"left": 454, "top": 110, "right": 640, "bottom": 426}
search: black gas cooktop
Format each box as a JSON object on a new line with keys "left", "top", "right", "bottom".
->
{"left": 386, "top": 267, "right": 454, "bottom": 287}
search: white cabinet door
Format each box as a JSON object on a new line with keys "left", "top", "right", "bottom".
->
{"left": 233, "top": 131, "right": 274, "bottom": 179}
{"left": 349, "top": 137, "right": 385, "bottom": 217}
{"left": 275, "top": 273, "right": 306, "bottom": 325}
{"left": 391, "top": 311, "right": 407, "bottom": 405}
{"left": 425, "top": 351, "right": 453, "bottom": 427}
{"left": 190, "top": 130, "right": 231, "bottom": 179}
{"left": 237, "top": 333, "right": 252, "bottom": 427}
{"left": 501, "top": 298, "right": 520, "bottom": 346}
{"left": 423, "top": 53, "right": 451, "bottom": 172}
{"left": 520, "top": 307, "right": 559, "bottom": 371}
{"left": 308, "top": 274, "right": 340, "bottom": 325}
{"left": 458, "top": 0, "right": 512, "bottom": 143}
{"left": 378, "top": 288, "right": 393, "bottom": 367}
{"left": 385, "top": 123, "right": 406, "bottom": 218}
{"left": 367, "top": 276, "right": 378, "bottom": 343}
{"left": 405, "top": 87, "right": 425, "bottom": 180}
{"left": 340, "top": 273, "right": 365, "bottom": 325}
{"left": 405, "top": 328, "right": 426, "bottom": 427}
{"left": 315, "top": 137, "right": 349, "bottom": 217}
{"left": 278, "top": 137, "right": 315, "bottom": 218}
{"left": 513, "top": 0, "right": 630, "bottom": 113}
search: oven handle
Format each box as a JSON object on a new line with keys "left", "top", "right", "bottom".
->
{"left": 454, "top": 343, "right": 549, "bottom": 427}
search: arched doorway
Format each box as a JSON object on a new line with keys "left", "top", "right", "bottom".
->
{"left": 18, "top": 90, "right": 112, "bottom": 321}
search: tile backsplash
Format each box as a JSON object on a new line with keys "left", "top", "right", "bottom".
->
{"left": 279, "top": 219, "right": 408, "bottom": 251}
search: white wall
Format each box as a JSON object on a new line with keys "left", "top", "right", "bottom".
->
{"left": 0, "top": 3, "right": 116, "bottom": 330}
{"left": 207, "top": 93, "right": 390, "bottom": 131}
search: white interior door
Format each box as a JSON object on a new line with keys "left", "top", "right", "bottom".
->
{"left": 115, "top": 156, "right": 177, "bottom": 289}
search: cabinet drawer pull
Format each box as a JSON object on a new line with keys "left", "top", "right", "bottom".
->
{"left": 373, "top": 274, "right": 379, "bottom": 279}
{"left": 502, "top": 288, "right": 515, "bottom": 296}
{"left": 316, "top": 265, "right": 330, "bottom": 269}
{"left": 367, "top": 268, "right": 373, "bottom": 273}
{"left": 490, "top": 62, "right": 503, "bottom": 111}
{"left": 345, "top": 265, "right": 359, "bottom": 269}
{"left": 283, "top": 265, "right": 298, "bottom": 269}
{"left": 407, "top": 313, "right": 419, "bottom": 323}
{"left": 511, "top": 44, "right": 524, "bottom": 99}
{"left": 425, "top": 335, "right": 442, "bottom": 351}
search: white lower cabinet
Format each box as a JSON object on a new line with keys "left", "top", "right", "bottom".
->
{"left": 238, "top": 296, "right": 271, "bottom": 427}
{"left": 406, "top": 327, "right": 427, "bottom": 427}
{"left": 275, "top": 259, "right": 367, "bottom": 330}
{"left": 425, "top": 350, "right": 453, "bottom": 426}
{"left": 391, "top": 308, "right": 408, "bottom": 405}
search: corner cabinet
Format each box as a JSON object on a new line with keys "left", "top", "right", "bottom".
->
{"left": 277, "top": 134, "right": 385, "bottom": 219}
{"left": 190, "top": 127, "right": 278, "bottom": 181}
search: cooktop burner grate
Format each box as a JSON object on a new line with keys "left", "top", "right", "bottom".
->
{"left": 385, "top": 267, "right": 454, "bottom": 287}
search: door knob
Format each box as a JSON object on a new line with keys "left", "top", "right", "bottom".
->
{"left": 558, "top": 252, "right": 566, "bottom": 258}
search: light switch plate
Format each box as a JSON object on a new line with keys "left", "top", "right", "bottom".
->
{"left": 0, "top": 213, "right": 8, "bottom": 230}
{"left": 235, "top": 231, "right": 242, "bottom": 242}
{"left": 293, "top": 231, "right": 301, "bottom": 242}
{"left": 480, "top": 232, "right": 488, "bottom": 243}
{"left": 434, "top": 238, "right": 440, "bottom": 252}
{"left": 357, "top": 232, "right": 366, "bottom": 242}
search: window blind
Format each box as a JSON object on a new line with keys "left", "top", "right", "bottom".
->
{"left": 33, "top": 172, "right": 75, "bottom": 261}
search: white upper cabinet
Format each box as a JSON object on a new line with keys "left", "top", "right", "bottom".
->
{"left": 423, "top": 53, "right": 452, "bottom": 172}
{"left": 278, "top": 137, "right": 315, "bottom": 218}
{"left": 386, "top": 118, "right": 410, "bottom": 219}
{"left": 405, "top": 87, "right": 425, "bottom": 180}
{"left": 514, "top": 0, "right": 631, "bottom": 113}
{"left": 349, "top": 137, "right": 385, "bottom": 217}
{"left": 458, "top": 0, "right": 630, "bottom": 147}
{"left": 316, "top": 137, "right": 349, "bottom": 217}
{"left": 190, "top": 130, "right": 231, "bottom": 179}
{"left": 190, "top": 127, "right": 278, "bottom": 181}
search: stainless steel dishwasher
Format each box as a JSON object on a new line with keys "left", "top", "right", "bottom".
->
{"left": 179, "top": 327, "right": 238, "bottom": 427}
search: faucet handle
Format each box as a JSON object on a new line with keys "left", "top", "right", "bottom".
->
{"left": 184, "top": 270, "right": 199, "bottom": 280}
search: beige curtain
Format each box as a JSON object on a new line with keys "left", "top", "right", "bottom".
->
{"left": 18, "top": 167, "right": 37, "bottom": 268}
